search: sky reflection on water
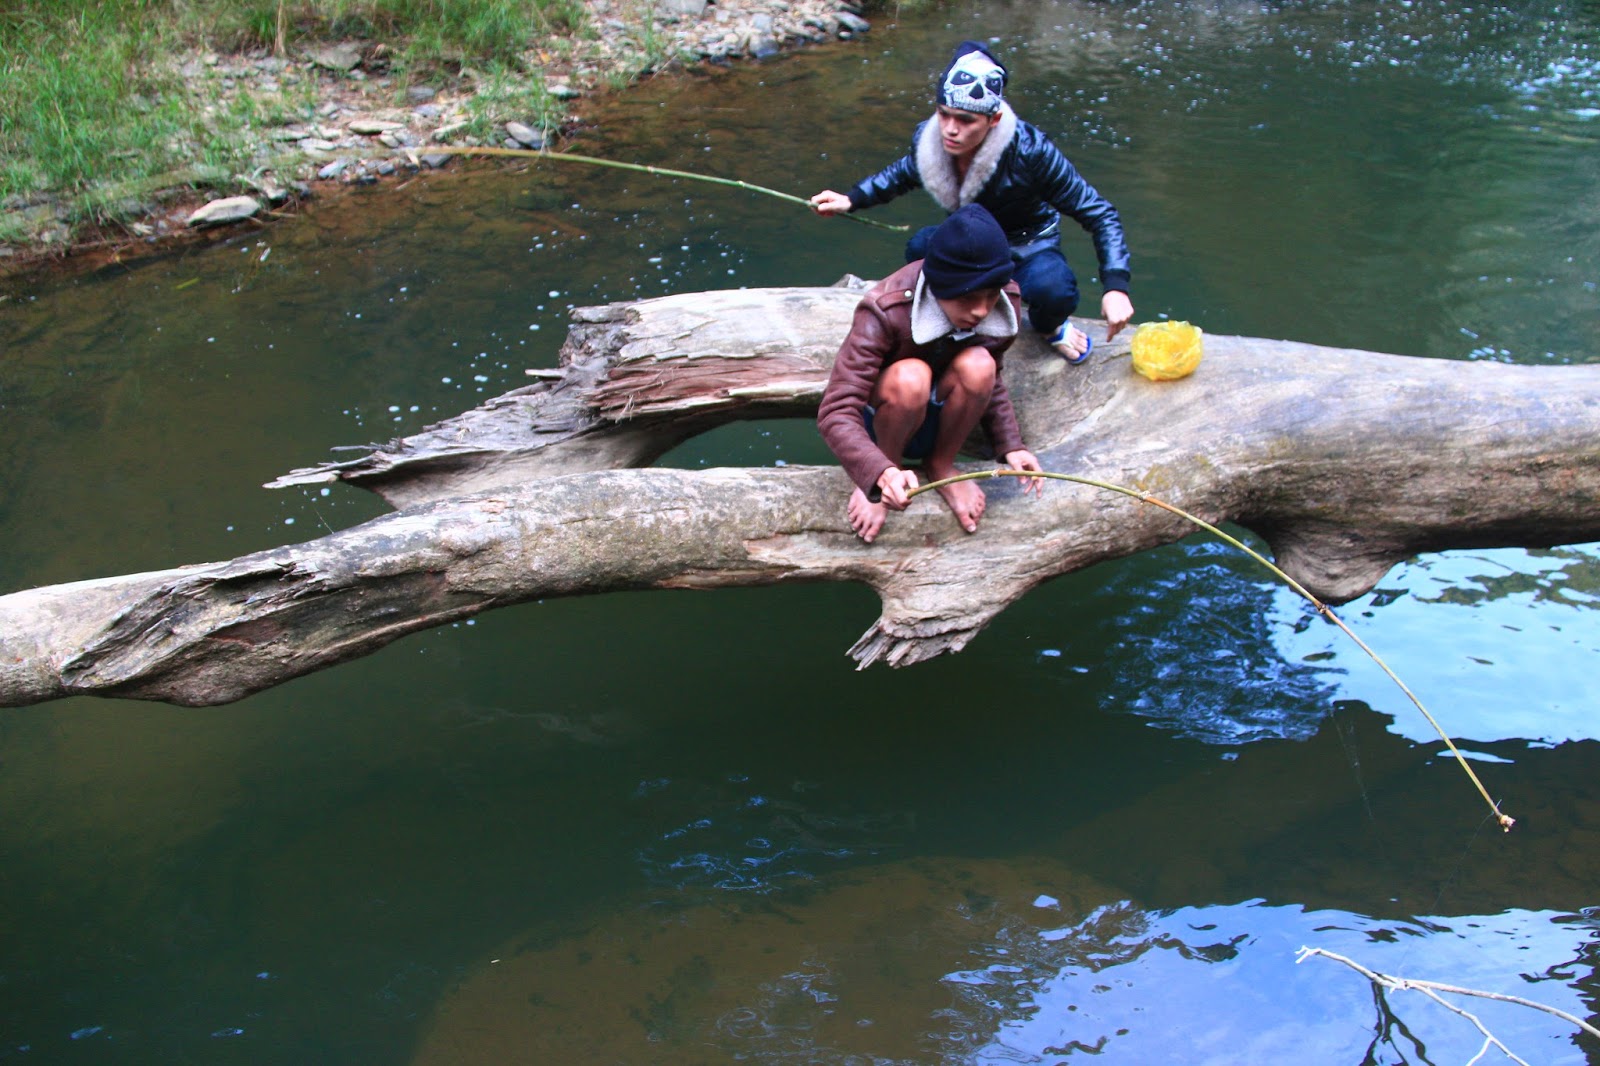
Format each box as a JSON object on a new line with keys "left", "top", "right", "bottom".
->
{"left": 1275, "top": 546, "right": 1600, "bottom": 747}
{"left": 413, "top": 853, "right": 1600, "bottom": 1064}
{"left": 962, "top": 901, "right": 1597, "bottom": 1065}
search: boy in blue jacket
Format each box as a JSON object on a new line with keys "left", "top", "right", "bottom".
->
{"left": 811, "top": 40, "right": 1134, "bottom": 363}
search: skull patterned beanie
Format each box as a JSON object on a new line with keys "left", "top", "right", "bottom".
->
{"left": 923, "top": 204, "right": 1014, "bottom": 299}
{"left": 937, "top": 40, "right": 1008, "bottom": 115}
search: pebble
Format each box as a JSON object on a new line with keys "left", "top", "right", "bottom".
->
{"left": 186, "top": 195, "right": 261, "bottom": 227}
{"left": 505, "top": 122, "right": 546, "bottom": 149}
{"left": 347, "top": 118, "right": 405, "bottom": 135}
{"left": 307, "top": 44, "right": 362, "bottom": 72}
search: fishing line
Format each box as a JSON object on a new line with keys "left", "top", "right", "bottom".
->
{"left": 908, "top": 467, "right": 1517, "bottom": 832}
{"left": 1328, "top": 702, "right": 1381, "bottom": 830}
{"left": 1427, "top": 810, "right": 1504, "bottom": 921}
{"left": 306, "top": 494, "right": 335, "bottom": 536}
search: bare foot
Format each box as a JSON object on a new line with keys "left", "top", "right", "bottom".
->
{"left": 847, "top": 486, "right": 889, "bottom": 543}
{"left": 926, "top": 465, "right": 986, "bottom": 533}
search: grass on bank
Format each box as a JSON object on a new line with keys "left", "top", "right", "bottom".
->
{"left": 0, "top": 0, "right": 593, "bottom": 240}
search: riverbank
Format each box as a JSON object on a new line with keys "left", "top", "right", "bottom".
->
{"left": 0, "top": 0, "right": 882, "bottom": 282}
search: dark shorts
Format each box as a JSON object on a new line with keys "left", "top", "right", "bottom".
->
{"left": 863, "top": 388, "right": 943, "bottom": 461}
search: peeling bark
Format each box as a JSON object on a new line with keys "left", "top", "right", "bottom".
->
{"left": 5, "top": 284, "right": 1600, "bottom": 708}
{"left": 266, "top": 281, "right": 867, "bottom": 509}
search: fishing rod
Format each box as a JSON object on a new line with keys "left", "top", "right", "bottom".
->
{"left": 414, "top": 145, "right": 910, "bottom": 233}
{"left": 410, "top": 146, "right": 1506, "bottom": 827}
{"left": 908, "top": 467, "right": 1516, "bottom": 833}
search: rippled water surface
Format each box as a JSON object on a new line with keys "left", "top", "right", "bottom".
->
{"left": 3, "top": 1, "right": 1599, "bottom": 1062}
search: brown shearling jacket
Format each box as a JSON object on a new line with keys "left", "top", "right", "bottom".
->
{"left": 817, "top": 260, "right": 1026, "bottom": 494}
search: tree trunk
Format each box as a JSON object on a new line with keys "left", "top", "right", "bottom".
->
{"left": 5, "top": 284, "right": 1600, "bottom": 708}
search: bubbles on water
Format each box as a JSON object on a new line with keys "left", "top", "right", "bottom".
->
{"left": 633, "top": 774, "right": 908, "bottom": 893}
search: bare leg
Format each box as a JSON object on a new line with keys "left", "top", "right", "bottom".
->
{"left": 850, "top": 359, "right": 933, "bottom": 543}
{"left": 925, "top": 347, "right": 996, "bottom": 533}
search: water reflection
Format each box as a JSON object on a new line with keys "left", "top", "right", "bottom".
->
{"left": 1273, "top": 546, "right": 1600, "bottom": 746}
{"left": 1067, "top": 538, "right": 1342, "bottom": 745}
{"left": 415, "top": 854, "right": 1599, "bottom": 1064}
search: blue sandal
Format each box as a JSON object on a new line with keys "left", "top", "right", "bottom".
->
{"left": 1049, "top": 323, "right": 1094, "bottom": 364}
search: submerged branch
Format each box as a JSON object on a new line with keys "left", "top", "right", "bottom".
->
{"left": 1297, "top": 946, "right": 1600, "bottom": 1055}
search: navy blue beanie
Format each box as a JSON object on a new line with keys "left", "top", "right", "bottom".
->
{"left": 923, "top": 204, "right": 1013, "bottom": 298}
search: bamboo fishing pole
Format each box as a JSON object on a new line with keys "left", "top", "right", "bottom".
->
{"left": 414, "top": 145, "right": 910, "bottom": 233}
{"left": 908, "top": 467, "right": 1516, "bottom": 833}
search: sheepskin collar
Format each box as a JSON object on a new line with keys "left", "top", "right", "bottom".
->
{"left": 910, "top": 271, "right": 1019, "bottom": 345}
{"left": 916, "top": 103, "right": 1018, "bottom": 212}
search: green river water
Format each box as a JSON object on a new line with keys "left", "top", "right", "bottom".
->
{"left": 3, "top": 1, "right": 1600, "bottom": 1062}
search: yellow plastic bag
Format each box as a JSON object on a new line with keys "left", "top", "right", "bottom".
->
{"left": 1130, "top": 320, "right": 1204, "bottom": 381}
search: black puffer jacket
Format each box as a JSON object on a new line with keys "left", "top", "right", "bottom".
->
{"left": 846, "top": 106, "right": 1131, "bottom": 293}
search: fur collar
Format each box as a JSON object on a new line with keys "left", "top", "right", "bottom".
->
{"left": 916, "top": 102, "right": 1018, "bottom": 212}
{"left": 910, "top": 272, "right": 1019, "bottom": 345}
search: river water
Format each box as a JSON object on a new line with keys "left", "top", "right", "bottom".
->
{"left": 3, "top": 1, "right": 1599, "bottom": 1062}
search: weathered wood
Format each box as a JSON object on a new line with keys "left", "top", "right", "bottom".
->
{"left": 5, "top": 284, "right": 1600, "bottom": 708}
{"left": 265, "top": 281, "right": 868, "bottom": 509}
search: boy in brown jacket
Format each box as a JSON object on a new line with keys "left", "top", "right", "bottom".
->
{"left": 817, "top": 204, "right": 1042, "bottom": 543}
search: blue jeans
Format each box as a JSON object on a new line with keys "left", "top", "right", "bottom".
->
{"left": 906, "top": 225, "right": 1080, "bottom": 338}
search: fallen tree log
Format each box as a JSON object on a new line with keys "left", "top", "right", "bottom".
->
{"left": 4, "top": 284, "right": 1600, "bottom": 708}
